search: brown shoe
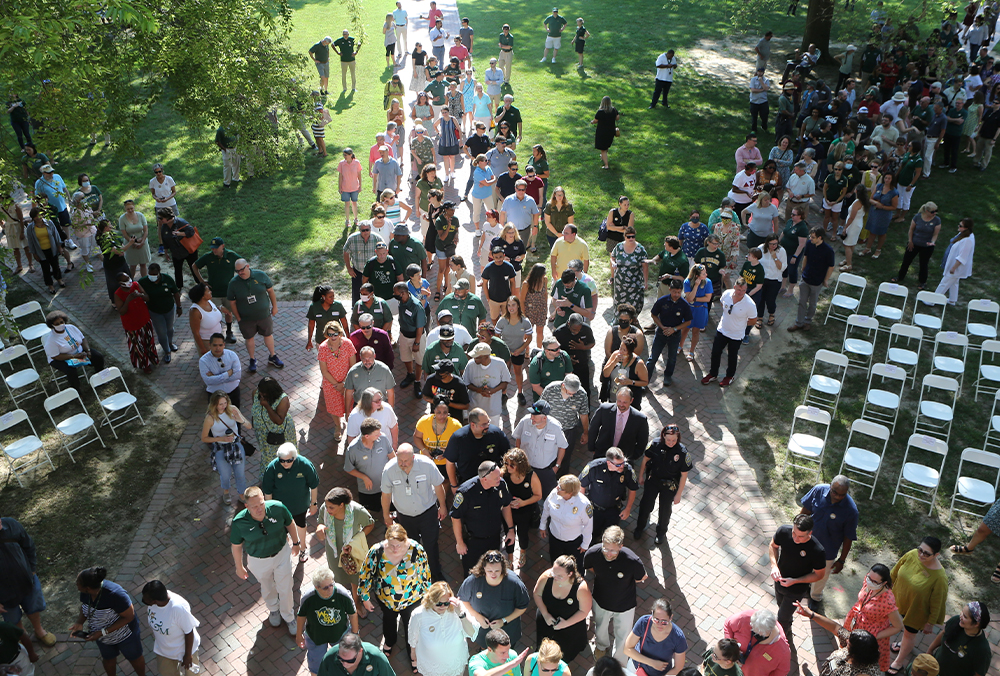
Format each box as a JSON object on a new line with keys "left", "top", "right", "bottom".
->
{"left": 787, "top": 324, "right": 804, "bottom": 332}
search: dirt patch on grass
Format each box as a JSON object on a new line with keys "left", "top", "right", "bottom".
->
{"left": 687, "top": 35, "right": 850, "bottom": 88}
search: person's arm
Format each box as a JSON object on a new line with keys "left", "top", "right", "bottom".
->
{"left": 793, "top": 603, "right": 843, "bottom": 638}
{"left": 232, "top": 543, "right": 248, "bottom": 579}
{"left": 623, "top": 629, "right": 669, "bottom": 672}
{"left": 768, "top": 538, "right": 782, "bottom": 579}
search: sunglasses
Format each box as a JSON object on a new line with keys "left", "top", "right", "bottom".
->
{"left": 434, "top": 600, "right": 451, "bottom": 607}
{"left": 360, "top": 228, "right": 371, "bottom": 232}
{"left": 279, "top": 458, "right": 294, "bottom": 464}
{"left": 651, "top": 617, "right": 671, "bottom": 625}
{"left": 625, "top": 235, "right": 636, "bottom": 240}
{"left": 337, "top": 653, "right": 360, "bottom": 664}
{"left": 917, "top": 547, "right": 934, "bottom": 557}
{"left": 665, "top": 426, "right": 680, "bottom": 434}
{"left": 483, "top": 552, "right": 504, "bottom": 563}
{"left": 317, "top": 583, "right": 334, "bottom": 590}
{"left": 154, "top": 170, "right": 163, "bottom": 174}
{"left": 610, "top": 461, "right": 625, "bottom": 468}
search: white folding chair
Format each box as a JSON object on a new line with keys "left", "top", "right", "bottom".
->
{"left": 985, "top": 391, "right": 1000, "bottom": 453}
{"left": 838, "top": 419, "right": 891, "bottom": 499}
{"left": 0, "top": 409, "right": 53, "bottom": 488}
{"left": 885, "top": 323, "right": 923, "bottom": 389}
{"left": 803, "top": 349, "right": 849, "bottom": 414}
{"left": 824, "top": 273, "right": 867, "bottom": 325}
{"left": 10, "top": 301, "right": 50, "bottom": 359}
{"left": 974, "top": 340, "right": 1000, "bottom": 402}
{"left": 0, "top": 344, "right": 47, "bottom": 406}
{"left": 911, "top": 291, "right": 949, "bottom": 335}
{"left": 893, "top": 433, "right": 949, "bottom": 516}
{"left": 913, "top": 374, "right": 959, "bottom": 443}
{"left": 862, "top": 363, "right": 907, "bottom": 433}
{"left": 841, "top": 314, "right": 879, "bottom": 371}
{"left": 965, "top": 299, "right": 999, "bottom": 350}
{"left": 930, "top": 331, "right": 969, "bottom": 396}
{"left": 873, "top": 282, "right": 909, "bottom": 332}
{"left": 43, "top": 389, "right": 106, "bottom": 462}
{"left": 89, "top": 367, "right": 144, "bottom": 439}
{"left": 783, "top": 405, "right": 831, "bottom": 480}
{"left": 949, "top": 448, "right": 1000, "bottom": 525}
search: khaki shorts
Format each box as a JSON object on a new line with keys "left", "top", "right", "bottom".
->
{"left": 238, "top": 316, "right": 274, "bottom": 338}
{"left": 398, "top": 332, "right": 426, "bottom": 364}
{"left": 157, "top": 653, "right": 201, "bottom": 676}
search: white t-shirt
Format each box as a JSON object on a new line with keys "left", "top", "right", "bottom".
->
{"left": 42, "top": 324, "right": 84, "bottom": 363}
{"left": 760, "top": 246, "right": 787, "bottom": 281}
{"left": 727, "top": 170, "right": 757, "bottom": 204}
{"left": 716, "top": 289, "right": 758, "bottom": 339}
{"left": 345, "top": 403, "right": 399, "bottom": 439}
{"left": 462, "top": 358, "right": 511, "bottom": 417}
{"left": 149, "top": 175, "right": 177, "bottom": 208}
{"left": 655, "top": 54, "right": 677, "bottom": 82}
{"left": 426, "top": 323, "right": 473, "bottom": 347}
{"left": 146, "top": 592, "right": 201, "bottom": 661}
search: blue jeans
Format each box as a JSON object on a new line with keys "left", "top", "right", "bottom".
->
{"left": 646, "top": 328, "right": 682, "bottom": 380}
{"left": 148, "top": 309, "right": 176, "bottom": 354}
{"left": 433, "top": 46, "right": 445, "bottom": 65}
{"left": 215, "top": 449, "right": 247, "bottom": 496}
{"left": 1, "top": 573, "right": 46, "bottom": 625}
{"left": 304, "top": 632, "right": 330, "bottom": 674}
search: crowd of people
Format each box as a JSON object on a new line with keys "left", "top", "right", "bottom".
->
{"left": 2, "top": 3, "right": 998, "bottom": 676}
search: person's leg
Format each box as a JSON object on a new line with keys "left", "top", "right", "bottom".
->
{"left": 245, "top": 334, "right": 257, "bottom": 361}
{"left": 810, "top": 559, "right": 835, "bottom": 602}
{"left": 662, "top": 82, "right": 672, "bottom": 106}
{"left": 763, "top": 279, "right": 780, "bottom": 316}
{"left": 610, "top": 607, "right": 635, "bottom": 664}
{"left": 708, "top": 331, "right": 726, "bottom": 378}
{"left": 377, "top": 597, "right": 401, "bottom": 648}
{"left": 655, "top": 486, "right": 676, "bottom": 535}
{"left": 245, "top": 554, "right": 280, "bottom": 615}
{"left": 773, "top": 582, "right": 796, "bottom": 642}
{"left": 50, "top": 359, "right": 82, "bottom": 390}
{"left": 795, "top": 281, "right": 810, "bottom": 325}
{"left": 592, "top": 602, "right": 613, "bottom": 654}
{"left": 804, "top": 283, "right": 820, "bottom": 325}
{"left": 37, "top": 252, "right": 54, "bottom": 288}
{"left": 663, "top": 330, "right": 681, "bottom": 382}
{"left": 215, "top": 449, "right": 234, "bottom": 494}
{"left": 725, "top": 336, "right": 742, "bottom": 378}
{"left": 232, "top": 456, "right": 247, "bottom": 499}
{"left": 917, "top": 245, "right": 935, "bottom": 286}
{"left": 889, "top": 628, "right": 920, "bottom": 670}
{"left": 956, "top": 521, "right": 993, "bottom": 551}
{"left": 341, "top": 61, "right": 349, "bottom": 90}
{"left": 635, "top": 478, "right": 661, "bottom": 532}
{"left": 645, "top": 329, "right": 668, "bottom": 379}
{"left": 149, "top": 311, "right": 170, "bottom": 355}
{"left": 272, "top": 545, "right": 295, "bottom": 623}
{"left": 895, "top": 245, "right": 919, "bottom": 281}
{"left": 750, "top": 103, "right": 760, "bottom": 131}
{"left": 923, "top": 140, "right": 936, "bottom": 177}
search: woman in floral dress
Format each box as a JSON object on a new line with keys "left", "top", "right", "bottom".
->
{"left": 318, "top": 321, "right": 357, "bottom": 442}
{"left": 713, "top": 208, "right": 741, "bottom": 289}
{"left": 251, "top": 376, "right": 296, "bottom": 471}
{"left": 610, "top": 225, "right": 649, "bottom": 312}
{"left": 520, "top": 263, "right": 548, "bottom": 348}
{"left": 842, "top": 564, "right": 903, "bottom": 673}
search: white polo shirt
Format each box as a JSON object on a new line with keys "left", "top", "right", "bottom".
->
{"left": 716, "top": 289, "right": 758, "bottom": 340}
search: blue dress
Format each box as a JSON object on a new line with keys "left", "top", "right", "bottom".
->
{"left": 684, "top": 278, "right": 713, "bottom": 330}
{"left": 462, "top": 78, "right": 476, "bottom": 112}
{"left": 865, "top": 184, "right": 898, "bottom": 236}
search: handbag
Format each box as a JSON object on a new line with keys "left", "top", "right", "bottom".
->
{"left": 241, "top": 437, "right": 257, "bottom": 457}
{"left": 598, "top": 217, "right": 608, "bottom": 242}
{"left": 181, "top": 227, "right": 203, "bottom": 254}
{"left": 266, "top": 430, "right": 285, "bottom": 445}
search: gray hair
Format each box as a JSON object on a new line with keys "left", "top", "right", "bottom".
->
{"left": 831, "top": 475, "right": 850, "bottom": 491}
{"left": 720, "top": 197, "right": 736, "bottom": 208}
{"left": 339, "top": 632, "right": 363, "bottom": 653}
{"left": 605, "top": 447, "right": 625, "bottom": 462}
{"left": 562, "top": 374, "right": 581, "bottom": 393}
{"left": 503, "top": 94, "right": 514, "bottom": 102}
{"left": 567, "top": 313, "right": 584, "bottom": 327}
{"left": 359, "top": 346, "right": 376, "bottom": 358}
{"left": 543, "top": 337, "right": 560, "bottom": 349}
{"left": 602, "top": 525, "right": 625, "bottom": 545}
{"left": 750, "top": 608, "right": 777, "bottom": 636}
{"left": 802, "top": 148, "right": 816, "bottom": 158}
{"left": 794, "top": 160, "right": 808, "bottom": 169}
{"left": 152, "top": 162, "right": 164, "bottom": 172}
{"left": 514, "top": 179, "right": 527, "bottom": 189}
{"left": 359, "top": 387, "right": 381, "bottom": 415}
{"left": 311, "top": 566, "right": 335, "bottom": 586}
{"left": 277, "top": 443, "right": 297, "bottom": 460}
{"left": 359, "top": 313, "right": 375, "bottom": 326}
{"left": 567, "top": 259, "right": 584, "bottom": 272}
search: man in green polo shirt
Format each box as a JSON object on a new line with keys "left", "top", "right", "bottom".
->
{"left": 528, "top": 337, "right": 573, "bottom": 400}
{"left": 550, "top": 269, "right": 592, "bottom": 329}
{"left": 424, "top": 71, "right": 448, "bottom": 115}
{"left": 497, "top": 25, "right": 515, "bottom": 83}
{"left": 296, "top": 568, "right": 358, "bottom": 676}
{"left": 394, "top": 281, "right": 427, "bottom": 395}
{"left": 362, "top": 242, "right": 400, "bottom": 300}
{"left": 352, "top": 283, "right": 393, "bottom": 333}
{"left": 651, "top": 235, "right": 689, "bottom": 297}
{"left": 231, "top": 487, "right": 298, "bottom": 634}
{"left": 895, "top": 140, "right": 923, "bottom": 221}
{"left": 422, "top": 325, "right": 470, "bottom": 377}
{"left": 262, "top": 443, "right": 320, "bottom": 556}
{"left": 540, "top": 8, "right": 568, "bottom": 63}
{"left": 227, "top": 259, "right": 283, "bottom": 372}
{"left": 437, "top": 278, "right": 488, "bottom": 336}
{"left": 469, "top": 629, "right": 527, "bottom": 676}
{"left": 318, "top": 633, "right": 393, "bottom": 676}
{"left": 494, "top": 94, "right": 523, "bottom": 142}
{"left": 332, "top": 30, "right": 359, "bottom": 92}
{"left": 388, "top": 223, "right": 427, "bottom": 279}
{"left": 138, "top": 263, "right": 182, "bottom": 363}
{"left": 194, "top": 237, "right": 241, "bottom": 343}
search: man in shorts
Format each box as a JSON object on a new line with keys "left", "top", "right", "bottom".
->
{"left": 308, "top": 36, "right": 333, "bottom": 95}
{"left": 540, "top": 8, "right": 567, "bottom": 64}
{"left": 0, "top": 515, "right": 57, "bottom": 659}
{"left": 227, "top": 258, "right": 284, "bottom": 373}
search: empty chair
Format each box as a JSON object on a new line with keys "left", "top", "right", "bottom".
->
{"left": 984, "top": 390, "right": 1000, "bottom": 453}
{"left": 911, "top": 291, "right": 949, "bottom": 334}
{"left": 0, "top": 344, "right": 47, "bottom": 406}
{"left": 949, "top": 448, "right": 1000, "bottom": 523}
{"left": 43, "top": 389, "right": 106, "bottom": 462}
{"left": 965, "top": 298, "right": 999, "bottom": 350}
{"left": 803, "top": 349, "right": 849, "bottom": 414}
{"left": 0, "top": 409, "right": 54, "bottom": 488}
{"left": 862, "top": 363, "right": 907, "bottom": 433}
{"left": 872, "top": 282, "right": 909, "bottom": 331}
{"left": 824, "top": 273, "right": 867, "bottom": 325}
{"left": 893, "top": 433, "right": 949, "bottom": 516}
{"left": 783, "top": 405, "right": 832, "bottom": 480}
{"left": 89, "top": 367, "right": 144, "bottom": 439}
{"left": 10, "top": 301, "right": 50, "bottom": 358}
{"left": 930, "top": 331, "right": 969, "bottom": 395}
{"left": 841, "top": 314, "right": 879, "bottom": 371}
{"left": 885, "top": 323, "right": 923, "bottom": 389}
{"left": 838, "top": 419, "right": 891, "bottom": 499}
{"left": 913, "top": 374, "right": 959, "bottom": 443}
{"left": 974, "top": 339, "right": 1000, "bottom": 402}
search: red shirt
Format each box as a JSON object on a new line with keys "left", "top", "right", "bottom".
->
{"left": 427, "top": 8, "right": 442, "bottom": 29}
{"left": 523, "top": 176, "right": 544, "bottom": 207}
{"left": 723, "top": 609, "right": 791, "bottom": 676}
{"left": 449, "top": 44, "right": 469, "bottom": 69}
{"left": 116, "top": 282, "right": 151, "bottom": 332}
{"left": 877, "top": 62, "right": 899, "bottom": 89}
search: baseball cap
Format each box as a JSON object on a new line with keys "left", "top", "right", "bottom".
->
{"left": 491, "top": 246, "right": 504, "bottom": 254}
{"left": 456, "top": 278, "right": 471, "bottom": 289}
{"left": 529, "top": 400, "right": 551, "bottom": 415}
{"left": 433, "top": 359, "right": 454, "bottom": 373}
{"left": 393, "top": 223, "right": 409, "bottom": 235}
{"left": 470, "top": 343, "right": 492, "bottom": 358}
{"left": 439, "top": 325, "right": 455, "bottom": 338}
{"left": 210, "top": 237, "right": 225, "bottom": 248}
{"left": 437, "top": 308, "right": 453, "bottom": 319}
{"left": 858, "top": 106, "right": 869, "bottom": 114}
{"left": 40, "top": 164, "right": 53, "bottom": 173}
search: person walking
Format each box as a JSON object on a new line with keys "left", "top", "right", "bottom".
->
{"left": 140, "top": 580, "right": 202, "bottom": 676}
{"left": 228, "top": 258, "right": 284, "bottom": 372}
{"left": 787, "top": 227, "right": 835, "bottom": 333}
{"left": 137, "top": 263, "right": 181, "bottom": 363}
{"left": 650, "top": 50, "right": 677, "bottom": 109}
{"left": 934, "top": 218, "right": 975, "bottom": 304}
{"left": 592, "top": 96, "right": 620, "bottom": 169}
{"left": 700, "top": 278, "right": 758, "bottom": 387}
{"left": 309, "top": 36, "right": 333, "bottom": 94}
{"left": 768, "top": 514, "right": 826, "bottom": 647}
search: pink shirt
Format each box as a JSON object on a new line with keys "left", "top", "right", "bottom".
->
{"left": 427, "top": 8, "right": 443, "bottom": 29}
{"left": 723, "top": 609, "right": 790, "bottom": 676}
{"left": 735, "top": 144, "right": 763, "bottom": 172}
{"left": 450, "top": 44, "right": 469, "bottom": 69}
{"left": 338, "top": 159, "right": 363, "bottom": 193}
{"left": 613, "top": 408, "right": 628, "bottom": 447}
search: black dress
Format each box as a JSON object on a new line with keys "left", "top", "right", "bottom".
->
{"left": 508, "top": 469, "right": 539, "bottom": 526}
{"left": 536, "top": 576, "right": 587, "bottom": 661}
{"left": 600, "top": 354, "right": 645, "bottom": 408}
{"left": 594, "top": 106, "right": 618, "bottom": 151}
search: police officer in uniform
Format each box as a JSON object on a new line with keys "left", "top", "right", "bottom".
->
{"left": 450, "top": 460, "right": 515, "bottom": 575}
{"left": 539, "top": 474, "right": 593, "bottom": 570}
{"left": 635, "top": 423, "right": 693, "bottom": 545}
{"left": 512, "top": 400, "right": 567, "bottom": 500}
{"left": 579, "top": 447, "right": 638, "bottom": 538}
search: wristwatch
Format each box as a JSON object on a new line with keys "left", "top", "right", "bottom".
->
{"left": 293, "top": 541, "right": 301, "bottom": 546}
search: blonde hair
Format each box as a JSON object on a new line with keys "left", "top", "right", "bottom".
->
{"left": 919, "top": 201, "right": 938, "bottom": 216}
{"left": 755, "top": 192, "right": 770, "bottom": 208}
{"left": 538, "top": 638, "right": 563, "bottom": 665}
{"left": 323, "top": 321, "right": 343, "bottom": 337}
{"left": 207, "top": 391, "right": 233, "bottom": 420}
{"left": 421, "top": 581, "right": 454, "bottom": 610}
{"left": 386, "top": 524, "right": 408, "bottom": 542}
{"left": 501, "top": 224, "right": 521, "bottom": 241}
{"left": 558, "top": 474, "right": 581, "bottom": 495}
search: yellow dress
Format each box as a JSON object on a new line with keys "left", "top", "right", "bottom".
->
{"left": 890, "top": 548, "right": 948, "bottom": 629}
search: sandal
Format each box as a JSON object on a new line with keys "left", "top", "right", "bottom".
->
{"left": 298, "top": 551, "right": 309, "bottom": 563}
{"left": 27, "top": 267, "right": 36, "bottom": 273}
{"left": 949, "top": 544, "right": 973, "bottom": 555}
{"left": 839, "top": 265, "right": 852, "bottom": 272}
{"left": 518, "top": 550, "right": 527, "bottom": 568}
{"left": 890, "top": 641, "right": 901, "bottom": 653}
{"left": 767, "top": 315, "right": 776, "bottom": 326}
{"left": 64, "top": 262, "right": 75, "bottom": 273}
{"left": 872, "top": 249, "right": 882, "bottom": 259}
{"left": 857, "top": 249, "right": 870, "bottom": 257}
{"left": 885, "top": 667, "right": 901, "bottom": 675}
{"left": 685, "top": 352, "right": 694, "bottom": 362}
{"left": 433, "top": 292, "right": 441, "bottom": 302}
{"left": 529, "top": 246, "right": 538, "bottom": 253}
{"left": 992, "top": 562, "right": 1000, "bottom": 584}
{"left": 382, "top": 644, "right": 393, "bottom": 659}
{"left": 12, "top": 267, "right": 22, "bottom": 275}
{"left": 755, "top": 318, "right": 763, "bottom": 330}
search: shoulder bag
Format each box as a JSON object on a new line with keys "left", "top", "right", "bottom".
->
{"left": 598, "top": 217, "right": 608, "bottom": 242}
{"left": 181, "top": 226, "right": 203, "bottom": 254}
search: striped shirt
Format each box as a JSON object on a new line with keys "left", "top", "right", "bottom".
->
{"left": 344, "top": 232, "right": 385, "bottom": 271}
{"left": 80, "top": 580, "right": 137, "bottom": 645}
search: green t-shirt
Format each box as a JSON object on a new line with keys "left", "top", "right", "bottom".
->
{"left": 215, "top": 126, "right": 237, "bottom": 148}
{"left": 896, "top": 153, "right": 922, "bottom": 185}
{"left": 195, "top": 249, "right": 241, "bottom": 294}
{"left": 0, "top": 622, "right": 24, "bottom": 664}
{"left": 227, "top": 269, "right": 273, "bottom": 322}
{"left": 740, "top": 261, "right": 765, "bottom": 292}
{"left": 388, "top": 238, "right": 427, "bottom": 278}
{"left": 333, "top": 36, "right": 356, "bottom": 62}
{"left": 297, "top": 586, "right": 355, "bottom": 645}
{"left": 701, "top": 648, "right": 743, "bottom": 676}
{"left": 656, "top": 249, "right": 689, "bottom": 280}
{"left": 526, "top": 156, "right": 548, "bottom": 176}
{"left": 319, "top": 643, "right": 394, "bottom": 676}
{"left": 424, "top": 80, "right": 447, "bottom": 106}
{"left": 932, "top": 615, "right": 990, "bottom": 676}
{"left": 261, "top": 456, "right": 319, "bottom": 515}
{"left": 912, "top": 105, "right": 933, "bottom": 125}
{"left": 363, "top": 256, "right": 400, "bottom": 300}
{"left": 76, "top": 186, "right": 102, "bottom": 211}
{"left": 823, "top": 173, "right": 848, "bottom": 202}
{"left": 550, "top": 281, "right": 592, "bottom": 329}
{"left": 438, "top": 293, "right": 488, "bottom": 336}
{"left": 435, "top": 214, "right": 459, "bottom": 249}
{"left": 694, "top": 247, "right": 724, "bottom": 285}
{"left": 138, "top": 273, "right": 179, "bottom": 314}
{"left": 307, "top": 300, "right": 349, "bottom": 343}
{"left": 498, "top": 33, "right": 514, "bottom": 50}
{"left": 229, "top": 500, "right": 294, "bottom": 558}
{"left": 309, "top": 41, "right": 331, "bottom": 63}
{"left": 780, "top": 220, "right": 810, "bottom": 254}
{"left": 422, "top": 340, "right": 470, "bottom": 376}
{"left": 469, "top": 650, "right": 522, "bottom": 676}
{"left": 416, "top": 177, "right": 443, "bottom": 211}
{"left": 945, "top": 106, "right": 968, "bottom": 136}
{"left": 544, "top": 14, "right": 568, "bottom": 37}
{"left": 21, "top": 152, "right": 50, "bottom": 179}
{"left": 860, "top": 46, "right": 881, "bottom": 71}
{"left": 528, "top": 350, "right": 572, "bottom": 386}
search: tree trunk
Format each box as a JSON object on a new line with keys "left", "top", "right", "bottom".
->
{"left": 801, "top": 0, "right": 837, "bottom": 64}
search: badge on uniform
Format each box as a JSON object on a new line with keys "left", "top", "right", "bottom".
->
{"left": 617, "top": 572, "right": 624, "bottom": 578}
{"left": 277, "top": 473, "right": 283, "bottom": 478}
{"left": 524, "top": 482, "right": 530, "bottom": 488}
{"left": 586, "top": 504, "right": 594, "bottom": 518}
{"left": 453, "top": 493, "right": 464, "bottom": 508}
{"left": 830, "top": 514, "right": 836, "bottom": 519}
{"left": 429, "top": 626, "right": 435, "bottom": 632}
{"left": 619, "top": 475, "right": 624, "bottom": 483}
{"left": 572, "top": 506, "right": 578, "bottom": 514}
{"left": 800, "top": 550, "right": 807, "bottom": 557}
{"left": 476, "top": 592, "right": 483, "bottom": 598}
{"left": 673, "top": 455, "right": 679, "bottom": 462}
{"left": 580, "top": 465, "right": 590, "bottom": 478}
{"left": 566, "top": 597, "right": 573, "bottom": 604}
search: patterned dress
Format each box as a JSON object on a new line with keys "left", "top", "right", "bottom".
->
{"left": 843, "top": 582, "right": 897, "bottom": 672}
{"left": 358, "top": 539, "right": 431, "bottom": 609}
{"left": 115, "top": 282, "right": 158, "bottom": 371}
{"left": 611, "top": 242, "right": 649, "bottom": 312}
{"left": 318, "top": 337, "right": 356, "bottom": 417}
{"left": 524, "top": 287, "right": 548, "bottom": 329}
{"left": 447, "top": 91, "right": 464, "bottom": 118}
{"left": 820, "top": 628, "right": 882, "bottom": 676}
{"left": 713, "top": 222, "right": 742, "bottom": 279}
{"left": 252, "top": 391, "right": 296, "bottom": 471}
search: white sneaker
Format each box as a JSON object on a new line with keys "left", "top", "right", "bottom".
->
{"left": 85, "top": 263, "right": 94, "bottom": 273}
{"left": 551, "top": 58, "right": 556, "bottom": 63}
{"left": 540, "top": 58, "right": 547, "bottom": 62}
{"left": 65, "top": 238, "right": 78, "bottom": 250}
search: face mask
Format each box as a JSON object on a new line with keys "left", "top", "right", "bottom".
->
{"left": 147, "top": 274, "right": 159, "bottom": 283}
{"left": 361, "top": 294, "right": 371, "bottom": 302}
{"left": 54, "top": 325, "right": 66, "bottom": 333}
{"left": 618, "top": 319, "right": 630, "bottom": 328}
{"left": 845, "top": 163, "right": 853, "bottom": 170}
{"left": 82, "top": 181, "right": 91, "bottom": 189}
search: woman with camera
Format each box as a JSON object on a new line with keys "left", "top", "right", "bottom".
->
{"left": 201, "top": 390, "right": 248, "bottom": 506}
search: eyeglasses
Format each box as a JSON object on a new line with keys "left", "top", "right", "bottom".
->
{"left": 650, "top": 617, "right": 671, "bottom": 625}
{"left": 317, "top": 583, "right": 335, "bottom": 590}
{"left": 610, "top": 461, "right": 625, "bottom": 468}
{"left": 337, "top": 653, "right": 360, "bottom": 664}
{"left": 360, "top": 228, "right": 371, "bottom": 232}
{"left": 625, "top": 235, "right": 636, "bottom": 240}
{"left": 279, "top": 458, "right": 294, "bottom": 464}
{"left": 544, "top": 348, "right": 558, "bottom": 353}
{"left": 917, "top": 547, "right": 934, "bottom": 557}
{"left": 483, "top": 552, "right": 504, "bottom": 563}
{"left": 434, "top": 600, "right": 451, "bottom": 607}
{"left": 515, "top": 188, "right": 526, "bottom": 192}
{"left": 235, "top": 266, "right": 248, "bottom": 272}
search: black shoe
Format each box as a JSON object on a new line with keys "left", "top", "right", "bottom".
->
{"left": 169, "top": 343, "right": 179, "bottom": 352}
{"left": 517, "top": 393, "right": 526, "bottom": 406}
{"left": 225, "top": 333, "right": 237, "bottom": 344}
{"left": 413, "top": 382, "right": 422, "bottom": 398}
{"left": 654, "top": 534, "right": 664, "bottom": 545}
{"left": 399, "top": 374, "right": 415, "bottom": 389}
{"left": 808, "top": 598, "right": 822, "bottom": 612}
{"left": 164, "top": 353, "right": 171, "bottom": 364}
{"left": 633, "top": 528, "right": 643, "bottom": 539}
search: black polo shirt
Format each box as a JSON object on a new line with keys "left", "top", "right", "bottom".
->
{"left": 649, "top": 294, "right": 693, "bottom": 328}
{"left": 465, "top": 133, "right": 493, "bottom": 157}
{"left": 450, "top": 477, "right": 513, "bottom": 539}
{"left": 496, "top": 171, "right": 522, "bottom": 199}
{"left": 444, "top": 425, "right": 511, "bottom": 483}
{"left": 773, "top": 524, "right": 826, "bottom": 594}
{"left": 583, "top": 544, "right": 646, "bottom": 612}
{"left": 579, "top": 458, "right": 638, "bottom": 510}
{"left": 553, "top": 323, "right": 595, "bottom": 364}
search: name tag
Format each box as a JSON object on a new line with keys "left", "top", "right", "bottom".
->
{"left": 393, "top": 480, "right": 402, "bottom": 485}
{"left": 362, "top": 455, "right": 369, "bottom": 460}
{"left": 544, "top": 434, "right": 555, "bottom": 441}
{"left": 468, "top": 304, "right": 477, "bottom": 309}
{"left": 406, "top": 247, "right": 413, "bottom": 252}
{"left": 246, "top": 294, "right": 257, "bottom": 304}
{"left": 405, "top": 309, "right": 413, "bottom": 316}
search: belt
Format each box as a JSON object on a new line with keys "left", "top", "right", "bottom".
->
{"left": 501, "top": 48, "right": 512, "bottom": 52}
{"left": 401, "top": 330, "right": 417, "bottom": 339}
{"left": 250, "top": 543, "right": 287, "bottom": 560}
{"left": 395, "top": 23, "right": 405, "bottom": 26}
{"left": 398, "top": 503, "right": 438, "bottom": 519}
